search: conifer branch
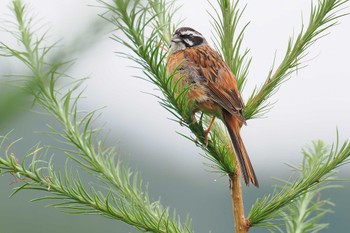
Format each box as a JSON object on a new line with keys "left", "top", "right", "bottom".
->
{"left": 98, "top": 0, "right": 236, "bottom": 175}
{"left": 209, "top": 0, "right": 251, "bottom": 91}
{"left": 245, "top": 0, "right": 348, "bottom": 120}
{"left": 1, "top": 0, "right": 349, "bottom": 232}
{"left": 248, "top": 137, "right": 350, "bottom": 227}
{"left": 0, "top": 1, "right": 193, "bottom": 232}
{"left": 209, "top": 1, "right": 254, "bottom": 232}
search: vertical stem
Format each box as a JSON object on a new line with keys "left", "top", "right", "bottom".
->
{"left": 229, "top": 156, "right": 250, "bottom": 233}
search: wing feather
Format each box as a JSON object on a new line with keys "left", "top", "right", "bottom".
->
{"left": 187, "top": 45, "right": 245, "bottom": 120}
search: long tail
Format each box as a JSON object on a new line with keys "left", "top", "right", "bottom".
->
{"left": 223, "top": 111, "right": 259, "bottom": 187}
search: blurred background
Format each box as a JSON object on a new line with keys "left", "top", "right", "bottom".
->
{"left": 0, "top": 0, "right": 349, "bottom": 232}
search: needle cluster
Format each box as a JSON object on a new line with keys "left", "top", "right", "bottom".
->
{"left": 0, "top": 0, "right": 349, "bottom": 232}
{"left": 0, "top": 1, "right": 192, "bottom": 232}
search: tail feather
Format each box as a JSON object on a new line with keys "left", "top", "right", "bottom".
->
{"left": 223, "top": 111, "right": 259, "bottom": 187}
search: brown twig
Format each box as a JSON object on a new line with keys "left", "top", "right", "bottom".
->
{"left": 229, "top": 156, "right": 251, "bottom": 233}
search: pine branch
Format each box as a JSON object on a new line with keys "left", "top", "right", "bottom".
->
{"left": 209, "top": 0, "right": 251, "bottom": 91}
{"left": 280, "top": 141, "right": 340, "bottom": 233}
{"left": 98, "top": 0, "right": 236, "bottom": 176}
{"left": 248, "top": 136, "right": 350, "bottom": 227}
{"left": 149, "top": 0, "right": 181, "bottom": 44}
{"left": 245, "top": 0, "right": 349, "bottom": 120}
{"left": 229, "top": 161, "right": 250, "bottom": 233}
{"left": 2, "top": 0, "right": 348, "bottom": 232}
{"left": 99, "top": 1, "right": 349, "bottom": 232}
{"left": 0, "top": 135, "right": 192, "bottom": 232}
{"left": 209, "top": 1, "right": 254, "bottom": 232}
{"left": 0, "top": 1, "right": 193, "bottom": 232}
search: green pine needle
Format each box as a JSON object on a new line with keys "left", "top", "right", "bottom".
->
{"left": 1, "top": 0, "right": 349, "bottom": 232}
{"left": 0, "top": 1, "right": 193, "bottom": 232}
{"left": 248, "top": 135, "right": 350, "bottom": 228}
{"left": 209, "top": 0, "right": 251, "bottom": 91}
{"left": 99, "top": 0, "right": 236, "bottom": 174}
{"left": 245, "top": 0, "right": 349, "bottom": 120}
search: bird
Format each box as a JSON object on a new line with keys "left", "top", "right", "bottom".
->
{"left": 166, "top": 27, "right": 259, "bottom": 187}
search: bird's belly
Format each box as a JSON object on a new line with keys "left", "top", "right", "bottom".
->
{"left": 188, "top": 86, "right": 222, "bottom": 117}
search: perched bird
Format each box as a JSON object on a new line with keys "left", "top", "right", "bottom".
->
{"left": 167, "top": 27, "right": 258, "bottom": 187}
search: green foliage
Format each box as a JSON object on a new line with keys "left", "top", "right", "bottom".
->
{"left": 209, "top": 0, "right": 251, "bottom": 91}
{"left": 244, "top": 0, "right": 349, "bottom": 120}
{"left": 248, "top": 136, "right": 350, "bottom": 229}
{"left": 279, "top": 140, "right": 345, "bottom": 233}
{"left": 99, "top": 0, "right": 236, "bottom": 174}
{"left": 98, "top": 0, "right": 349, "bottom": 176}
{"left": 0, "top": 1, "right": 193, "bottom": 232}
{"left": 0, "top": 134, "right": 193, "bottom": 232}
{"left": 0, "top": 0, "right": 349, "bottom": 232}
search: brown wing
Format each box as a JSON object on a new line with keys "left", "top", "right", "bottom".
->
{"left": 184, "top": 45, "right": 245, "bottom": 121}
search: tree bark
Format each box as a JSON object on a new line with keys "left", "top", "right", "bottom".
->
{"left": 229, "top": 156, "right": 251, "bottom": 233}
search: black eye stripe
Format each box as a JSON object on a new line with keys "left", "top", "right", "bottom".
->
{"left": 180, "top": 34, "right": 193, "bottom": 38}
{"left": 171, "top": 27, "right": 206, "bottom": 49}
{"left": 193, "top": 37, "right": 203, "bottom": 45}
{"left": 182, "top": 36, "right": 203, "bottom": 48}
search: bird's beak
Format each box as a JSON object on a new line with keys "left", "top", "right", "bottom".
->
{"left": 169, "top": 34, "right": 181, "bottom": 48}
{"left": 171, "top": 34, "right": 182, "bottom": 43}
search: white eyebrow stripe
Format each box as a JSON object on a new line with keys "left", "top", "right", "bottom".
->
{"left": 180, "top": 30, "right": 201, "bottom": 37}
{"left": 180, "top": 30, "right": 194, "bottom": 35}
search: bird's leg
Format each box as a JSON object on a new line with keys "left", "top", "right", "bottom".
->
{"left": 203, "top": 116, "right": 216, "bottom": 146}
{"left": 191, "top": 111, "right": 215, "bottom": 146}
{"left": 191, "top": 112, "right": 201, "bottom": 144}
